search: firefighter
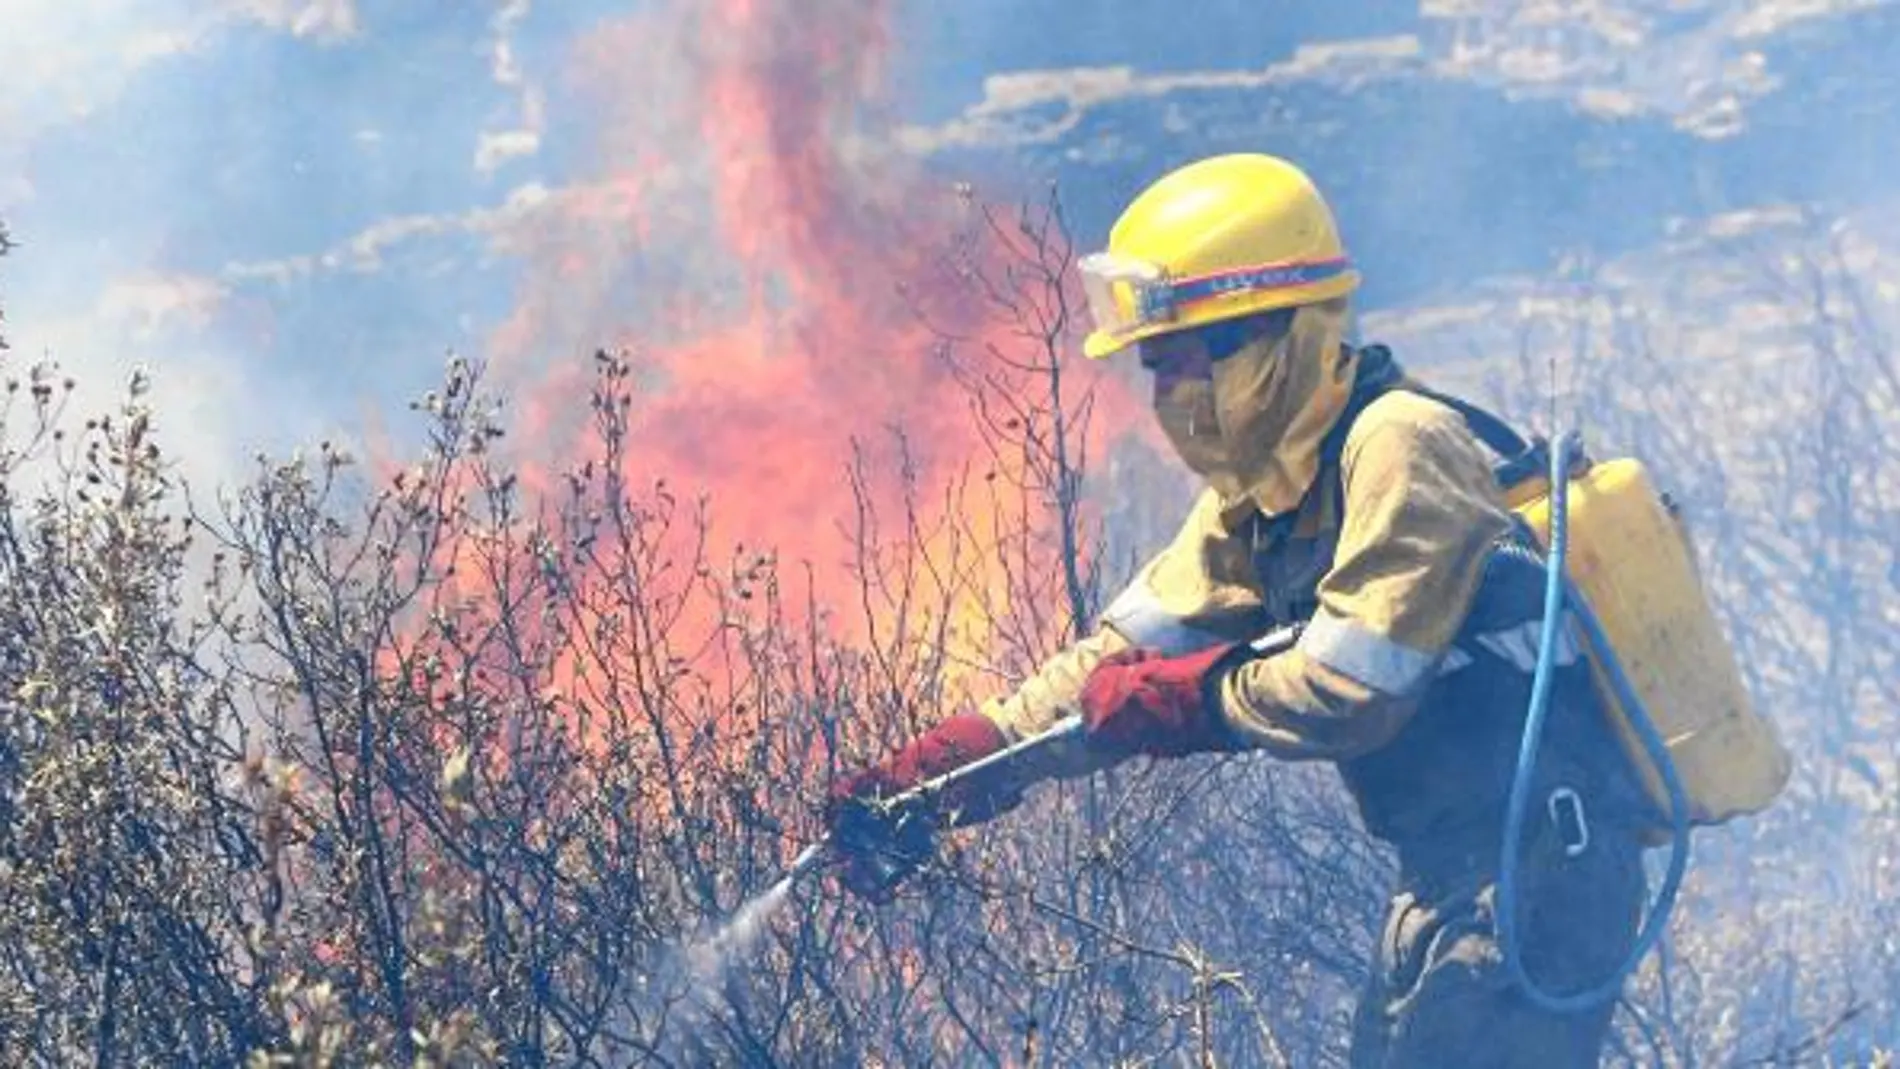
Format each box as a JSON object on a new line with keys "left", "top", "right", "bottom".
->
{"left": 824, "top": 153, "right": 1649, "bottom": 1067}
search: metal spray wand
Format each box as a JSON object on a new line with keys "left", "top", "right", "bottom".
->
{"left": 785, "top": 714, "right": 1086, "bottom": 889}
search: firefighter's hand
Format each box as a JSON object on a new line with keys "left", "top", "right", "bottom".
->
{"left": 824, "top": 713, "right": 1009, "bottom": 810}
{"left": 821, "top": 768, "right": 934, "bottom": 902}
{"left": 823, "top": 792, "right": 939, "bottom": 903}
{"left": 1078, "top": 643, "right": 1243, "bottom": 757}
{"left": 821, "top": 713, "right": 1010, "bottom": 901}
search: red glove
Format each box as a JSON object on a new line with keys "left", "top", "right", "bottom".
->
{"left": 825, "top": 713, "right": 1011, "bottom": 825}
{"left": 1079, "top": 644, "right": 1243, "bottom": 757}
{"left": 823, "top": 713, "right": 1013, "bottom": 902}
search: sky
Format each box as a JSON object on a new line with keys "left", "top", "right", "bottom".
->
{"left": 2, "top": 0, "right": 556, "bottom": 486}
{"left": 0, "top": 0, "right": 1223, "bottom": 588}
{"left": 0, "top": 0, "right": 1149, "bottom": 488}
{"left": 2, "top": 0, "right": 1894, "bottom": 496}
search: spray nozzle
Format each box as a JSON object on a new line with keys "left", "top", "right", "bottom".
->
{"left": 824, "top": 790, "right": 942, "bottom": 902}
{"left": 792, "top": 715, "right": 1086, "bottom": 900}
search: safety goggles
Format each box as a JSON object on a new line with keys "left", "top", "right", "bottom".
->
{"left": 1077, "top": 251, "right": 1355, "bottom": 346}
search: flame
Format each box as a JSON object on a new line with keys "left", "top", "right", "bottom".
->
{"left": 471, "top": 0, "right": 1138, "bottom": 656}
{"left": 363, "top": 0, "right": 1156, "bottom": 815}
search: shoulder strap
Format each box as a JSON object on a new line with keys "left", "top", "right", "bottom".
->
{"left": 1317, "top": 342, "right": 1406, "bottom": 468}
{"left": 1250, "top": 343, "right": 1546, "bottom": 618}
{"left": 1323, "top": 343, "right": 1545, "bottom": 486}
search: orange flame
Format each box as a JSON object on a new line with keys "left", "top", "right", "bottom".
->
{"left": 362, "top": 0, "right": 1161, "bottom": 815}
{"left": 473, "top": 0, "right": 1138, "bottom": 651}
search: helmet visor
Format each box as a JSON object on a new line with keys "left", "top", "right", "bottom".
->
{"left": 1078, "top": 251, "right": 1170, "bottom": 346}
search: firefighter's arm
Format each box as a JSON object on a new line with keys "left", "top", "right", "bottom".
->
{"left": 977, "top": 626, "right": 1132, "bottom": 742}
{"left": 822, "top": 491, "right": 1263, "bottom": 871}
{"left": 979, "top": 489, "right": 1270, "bottom": 763}
{"left": 1216, "top": 393, "right": 1511, "bottom": 760}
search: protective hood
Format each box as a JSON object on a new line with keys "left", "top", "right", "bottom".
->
{"left": 1152, "top": 299, "right": 1358, "bottom": 525}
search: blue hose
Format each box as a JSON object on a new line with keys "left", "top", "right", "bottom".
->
{"left": 1498, "top": 429, "right": 1695, "bottom": 1011}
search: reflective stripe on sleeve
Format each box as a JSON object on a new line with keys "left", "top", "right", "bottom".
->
{"left": 1100, "top": 584, "right": 1233, "bottom": 656}
{"left": 1297, "top": 609, "right": 1438, "bottom": 695}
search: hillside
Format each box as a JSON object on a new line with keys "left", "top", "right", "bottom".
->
{"left": 908, "top": 1, "right": 1899, "bottom": 313}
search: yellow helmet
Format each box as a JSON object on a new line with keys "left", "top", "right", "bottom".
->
{"left": 1078, "top": 153, "right": 1361, "bottom": 360}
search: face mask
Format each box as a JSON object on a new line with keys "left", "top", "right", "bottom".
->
{"left": 1148, "top": 301, "right": 1356, "bottom": 521}
{"left": 1153, "top": 375, "right": 1245, "bottom": 502}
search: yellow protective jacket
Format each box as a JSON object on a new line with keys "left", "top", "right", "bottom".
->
{"left": 980, "top": 380, "right": 1511, "bottom": 770}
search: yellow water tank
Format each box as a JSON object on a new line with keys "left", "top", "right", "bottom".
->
{"left": 1513, "top": 457, "right": 1792, "bottom": 827}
